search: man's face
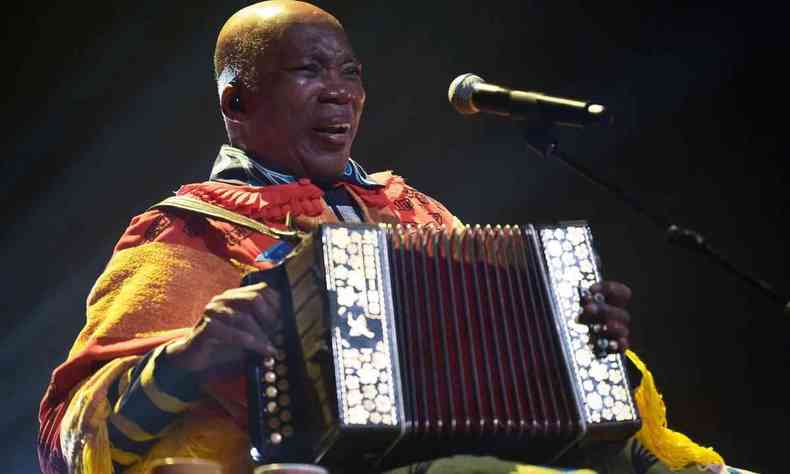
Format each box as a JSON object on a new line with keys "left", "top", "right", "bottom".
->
{"left": 247, "top": 22, "right": 366, "bottom": 180}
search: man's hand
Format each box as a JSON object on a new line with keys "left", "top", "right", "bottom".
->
{"left": 577, "top": 281, "right": 632, "bottom": 355}
{"left": 163, "top": 282, "right": 281, "bottom": 377}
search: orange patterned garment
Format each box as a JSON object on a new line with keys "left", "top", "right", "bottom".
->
{"left": 38, "top": 174, "right": 461, "bottom": 474}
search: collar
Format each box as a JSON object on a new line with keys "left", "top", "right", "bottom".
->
{"left": 209, "top": 145, "right": 382, "bottom": 189}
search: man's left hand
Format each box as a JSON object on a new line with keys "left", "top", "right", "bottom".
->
{"left": 577, "top": 281, "right": 632, "bottom": 355}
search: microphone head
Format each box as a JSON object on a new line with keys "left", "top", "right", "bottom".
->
{"left": 448, "top": 73, "right": 485, "bottom": 115}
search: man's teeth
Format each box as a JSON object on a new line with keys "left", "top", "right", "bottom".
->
{"left": 316, "top": 124, "right": 350, "bottom": 133}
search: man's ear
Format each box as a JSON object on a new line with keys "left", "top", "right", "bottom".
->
{"left": 220, "top": 83, "right": 248, "bottom": 122}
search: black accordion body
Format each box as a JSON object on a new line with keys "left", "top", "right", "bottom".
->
{"left": 244, "top": 223, "right": 640, "bottom": 471}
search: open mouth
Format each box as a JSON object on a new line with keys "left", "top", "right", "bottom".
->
{"left": 313, "top": 124, "right": 351, "bottom": 135}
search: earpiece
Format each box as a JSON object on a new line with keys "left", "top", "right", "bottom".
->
{"left": 230, "top": 94, "right": 242, "bottom": 112}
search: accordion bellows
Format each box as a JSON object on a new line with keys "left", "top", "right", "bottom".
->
{"left": 244, "top": 223, "right": 641, "bottom": 471}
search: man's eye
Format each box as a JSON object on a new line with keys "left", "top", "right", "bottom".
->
{"left": 293, "top": 64, "right": 320, "bottom": 74}
{"left": 344, "top": 65, "right": 362, "bottom": 76}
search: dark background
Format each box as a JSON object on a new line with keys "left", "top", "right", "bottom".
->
{"left": 2, "top": 1, "right": 787, "bottom": 473}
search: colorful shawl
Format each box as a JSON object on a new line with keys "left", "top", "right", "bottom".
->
{"left": 38, "top": 173, "right": 460, "bottom": 473}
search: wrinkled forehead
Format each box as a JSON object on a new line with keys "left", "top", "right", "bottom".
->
{"left": 263, "top": 22, "right": 357, "bottom": 70}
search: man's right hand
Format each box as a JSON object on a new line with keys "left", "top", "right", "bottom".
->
{"left": 162, "top": 281, "right": 281, "bottom": 378}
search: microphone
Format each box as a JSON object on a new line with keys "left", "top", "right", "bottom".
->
{"left": 448, "top": 73, "right": 611, "bottom": 127}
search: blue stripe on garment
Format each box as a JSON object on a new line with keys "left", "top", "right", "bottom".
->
{"left": 107, "top": 373, "right": 121, "bottom": 408}
{"left": 107, "top": 419, "right": 159, "bottom": 456}
{"left": 107, "top": 345, "right": 205, "bottom": 470}
{"left": 114, "top": 356, "right": 184, "bottom": 436}
{"left": 150, "top": 347, "right": 202, "bottom": 404}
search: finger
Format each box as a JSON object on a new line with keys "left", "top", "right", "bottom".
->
{"left": 208, "top": 294, "right": 283, "bottom": 343}
{"left": 260, "top": 287, "right": 281, "bottom": 311}
{"left": 226, "top": 309, "right": 273, "bottom": 344}
{"left": 221, "top": 286, "right": 281, "bottom": 313}
{"left": 203, "top": 302, "right": 236, "bottom": 320}
{"left": 212, "top": 282, "right": 266, "bottom": 300}
{"left": 586, "top": 319, "right": 629, "bottom": 338}
{"left": 591, "top": 335, "right": 629, "bottom": 356}
{"left": 241, "top": 281, "right": 269, "bottom": 291}
{"left": 227, "top": 288, "right": 282, "bottom": 330}
{"left": 213, "top": 289, "right": 279, "bottom": 325}
{"left": 204, "top": 303, "right": 264, "bottom": 335}
{"left": 578, "top": 302, "right": 630, "bottom": 325}
{"left": 201, "top": 315, "right": 276, "bottom": 356}
{"left": 211, "top": 287, "right": 263, "bottom": 306}
{"left": 210, "top": 282, "right": 272, "bottom": 308}
{"left": 589, "top": 281, "right": 632, "bottom": 307}
{"left": 608, "top": 336, "right": 629, "bottom": 354}
{"left": 600, "top": 320, "right": 629, "bottom": 340}
{"left": 252, "top": 288, "right": 282, "bottom": 328}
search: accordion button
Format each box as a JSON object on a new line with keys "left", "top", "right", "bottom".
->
{"left": 266, "top": 401, "right": 278, "bottom": 413}
{"left": 280, "top": 410, "right": 292, "bottom": 422}
{"left": 266, "top": 386, "right": 278, "bottom": 398}
{"left": 264, "top": 371, "right": 277, "bottom": 383}
{"left": 263, "top": 357, "right": 276, "bottom": 368}
{"left": 282, "top": 425, "right": 294, "bottom": 437}
{"left": 277, "top": 380, "right": 289, "bottom": 391}
{"left": 593, "top": 292, "right": 606, "bottom": 304}
{"left": 276, "top": 365, "right": 288, "bottom": 376}
{"left": 270, "top": 433, "right": 283, "bottom": 444}
{"left": 269, "top": 419, "right": 281, "bottom": 429}
{"left": 279, "top": 394, "right": 291, "bottom": 406}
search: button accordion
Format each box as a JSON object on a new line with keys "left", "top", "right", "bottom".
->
{"left": 243, "top": 223, "right": 640, "bottom": 471}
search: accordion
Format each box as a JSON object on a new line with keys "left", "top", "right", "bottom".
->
{"left": 243, "top": 223, "right": 640, "bottom": 471}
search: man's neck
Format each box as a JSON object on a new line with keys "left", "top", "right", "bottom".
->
{"left": 209, "top": 145, "right": 382, "bottom": 189}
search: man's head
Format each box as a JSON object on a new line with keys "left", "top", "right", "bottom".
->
{"left": 214, "top": 1, "right": 365, "bottom": 181}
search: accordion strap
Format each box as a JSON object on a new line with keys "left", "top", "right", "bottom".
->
{"left": 150, "top": 195, "right": 301, "bottom": 242}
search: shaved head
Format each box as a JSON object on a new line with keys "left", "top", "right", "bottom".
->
{"left": 214, "top": 1, "right": 342, "bottom": 90}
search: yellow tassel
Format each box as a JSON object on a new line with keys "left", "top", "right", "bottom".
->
{"left": 81, "top": 419, "right": 114, "bottom": 474}
{"left": 625, "top": 350, "right": 724, "bottom": 470}
{"left": 59, "top": 357, "right": 141, "bottom": 474}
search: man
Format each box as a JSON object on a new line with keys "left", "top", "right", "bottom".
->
{"left": 37, "top": 2, "right": 722, "bottom": 473}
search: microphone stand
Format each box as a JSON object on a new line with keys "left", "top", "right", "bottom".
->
{"left": 521, "top": 122, "right": 790, "bottom": 315}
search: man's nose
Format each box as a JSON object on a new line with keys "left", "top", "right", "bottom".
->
{"left": 318, "top": 73, "right": 355, "bottom": 104}
{"left": 319, "top": 86, "right": 353, "bottom": 105}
